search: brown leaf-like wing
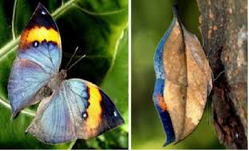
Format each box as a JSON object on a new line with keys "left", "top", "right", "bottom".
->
{"left": 163, "top": 10, "right": 212, "bottom": 143}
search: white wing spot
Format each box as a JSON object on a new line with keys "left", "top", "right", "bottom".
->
{"left": 33, "top": 41, "right": 39, "bottom": 47}
{"left": 235, "top": 133, "right": 239, "bottom": 138}
{"left": 114, "top": 111, "right": 117, "bottom": 117}
{"left": 82, "top": 112, "right": 88, "bottom": 118}
{"left": 41, "top": 11, "right": 46, "bottom": 15}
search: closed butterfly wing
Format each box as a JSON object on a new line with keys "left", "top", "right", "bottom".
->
{"left": 162, "top": 9, "right": 212, "bottom": 143}
{"left": 8, "top": 3, "right": 62, "bottom": 117}
{"left": 153, "top": 16, "right": 177, "bottom": 146}
{"left": 26, "top": 79, "right": 124, "bottom": 144}
{"left": 153, "top": 6, "right": 212, "bottom": 146}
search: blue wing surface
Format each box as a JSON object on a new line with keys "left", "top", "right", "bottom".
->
{"left": 18, "top": 41, "right": 61, "bottom": 75}
{"left": 8, "top": 58, "right": 51, "bottom": 117}
{"left": 153, "top": 16, "right": 177, "bottom": 145}
{"left": 26, "top": 79, "right": 124, "bottom": 144}
{"left": 8, "top": 3, "right": 62, "bottom": 118}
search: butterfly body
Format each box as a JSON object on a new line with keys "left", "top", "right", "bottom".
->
{"left": 47, "top": 69, "right": 67, "bottom": 90}
{"left": 8, "top": 3, "right": 124, "bottom": 144}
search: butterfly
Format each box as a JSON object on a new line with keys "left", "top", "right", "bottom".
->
{"left": 153, "top": 6, "right": 212, "bottom": 146}
{"left": 7, "top": 3, "right": 124, "bottom": 144}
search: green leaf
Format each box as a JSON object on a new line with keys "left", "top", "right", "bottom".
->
{"left": 0, "top": 0, "right": 128, "bottom": 149}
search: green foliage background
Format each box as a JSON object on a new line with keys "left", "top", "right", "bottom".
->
{"left": 0, "top": 0, "right": 128, "bottom": 149}
{"left": 132, "top": 0, "right": 225, "bottom": 149}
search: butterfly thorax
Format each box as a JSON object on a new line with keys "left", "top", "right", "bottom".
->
{"left": 48, "top": 69, "right": 67, "bottom": 90}
{"left": 35, "top": 69, "right": 67, "bottom": 101}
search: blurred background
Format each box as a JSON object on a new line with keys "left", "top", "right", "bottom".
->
{"left": 131, "top": 0, "right": 225, "bottom": 149}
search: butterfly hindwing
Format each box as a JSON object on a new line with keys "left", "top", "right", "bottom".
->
{"left": 78, "top": 80, "right": 124, "bottom": 139}
{"left": 26, "top": 79, "right": 124, "bottom": 144}
{"left": 8, "top": 3, "right": 62, "bottom": 118}
{"left": 94, "top": 86, "right": 124, "bottom": 136}
{"left": 26, "top": 86, "right": 75, "bottom": 144}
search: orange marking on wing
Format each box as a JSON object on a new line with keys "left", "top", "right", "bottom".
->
{"left": 20, "top": 26, "right": 61, "bottom": 49}
{"left": 85, "top": 83, "right": 102, "bottom": 131}
{"left": 157, "top": 94, "right": 167, "bottom": 111}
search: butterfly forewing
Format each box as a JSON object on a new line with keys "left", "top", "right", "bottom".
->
{"left": 8, "top": 3, "right": 62, "bottom": 118}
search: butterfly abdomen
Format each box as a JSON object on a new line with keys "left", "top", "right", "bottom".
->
{"left": 34, "top": 86, "right": 53, "bottom": 102}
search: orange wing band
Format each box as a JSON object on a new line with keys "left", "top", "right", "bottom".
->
{"left": 20, "top": 26, "right": 61, "bottom": 49}
{"left": 85, "top": 83, "right": 103, "bottom": 130}
{"left": 158, "top": 94, "right": 167, "bottom": 111}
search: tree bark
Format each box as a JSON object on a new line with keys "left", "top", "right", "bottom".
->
{"left": 196, "top": 0, "right": 247, "bottom": 149}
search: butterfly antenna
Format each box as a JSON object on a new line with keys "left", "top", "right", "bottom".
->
{"left": 67, "top": 54, "right": 86, "bottom": 71}
{"left": 65, "top": 46, "right": 79, "bottom": 70}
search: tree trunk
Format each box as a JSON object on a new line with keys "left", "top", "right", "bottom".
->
{"left": 196, "top": 0, "right": 247, "bottom": 149}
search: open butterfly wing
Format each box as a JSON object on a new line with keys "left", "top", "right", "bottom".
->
{"left": 26, "top": 79, "right": 124, "bottom": 144}
{"left": 8, "top": 3, "right": 62, "bottom": 118}
{"left": 8, "top": 58, "right": 51, "bottom": 117}
{"left": 25, "top": 84, "right": 75, "bottom": 144}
